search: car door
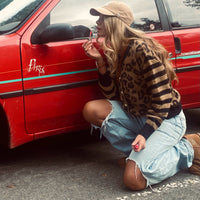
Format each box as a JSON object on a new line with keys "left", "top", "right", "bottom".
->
{"left": 163, "top": 0, "right": 200, "bottom": 109}
{"left": 21, "top": 0, "right": 101, "bottom": 135}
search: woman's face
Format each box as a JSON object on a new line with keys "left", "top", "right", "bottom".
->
{"left": 96, "top": 14, "right": 106, "bottom": 37}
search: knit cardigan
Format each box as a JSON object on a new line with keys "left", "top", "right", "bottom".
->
{"left": 98, "top": 39, "right": 182, "bottom": 139}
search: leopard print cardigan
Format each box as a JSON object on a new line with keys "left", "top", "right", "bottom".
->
{"left": 98, "top": 39, "right": 182, "bottom": 139}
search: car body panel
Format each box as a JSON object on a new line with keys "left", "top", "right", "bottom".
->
{"left": 172, "top": 28, "right": 200, "bottom": 108}
{"left": 0, "top": 34, "right": 34, "bottom": 148}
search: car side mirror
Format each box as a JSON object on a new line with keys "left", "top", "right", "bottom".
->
{"left": 35, "top": 23, "right": 74, "bottom": 44}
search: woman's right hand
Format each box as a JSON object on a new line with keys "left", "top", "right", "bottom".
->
{"left": 82, "top": 40, "right": 107, "bottom": 74}
{"left": 132, "top": 135, "right": 146, "bottom": 152}
{"left": 82, "top": 40, "right": 102, "bottom": 60}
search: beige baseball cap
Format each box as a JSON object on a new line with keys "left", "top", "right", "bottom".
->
{"left": 90, "top": 1, "right": 134, "bottom": 26}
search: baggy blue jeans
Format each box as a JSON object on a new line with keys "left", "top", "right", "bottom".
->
{"left": 94, "top": 100, "right": 194, "bottom": 187}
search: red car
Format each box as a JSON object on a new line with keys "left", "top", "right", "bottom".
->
{"left": 0, "top": 0, "right": 199, "bottom": 148}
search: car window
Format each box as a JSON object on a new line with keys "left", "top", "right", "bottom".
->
{"left": 130, "top": 0, "right": 162, "bottom": 32}
{"left": 0, "top": 0, "right": 44, "bottom": 34}
{"left": 164, "top": 0, "right": 200, "bottom": 28}
{"left": 35, "top": 0, "right": 161, "bottom": 42}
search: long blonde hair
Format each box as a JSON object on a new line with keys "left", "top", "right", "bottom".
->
{"left": 97, "top": 16, "right": 178, "bottom": 83}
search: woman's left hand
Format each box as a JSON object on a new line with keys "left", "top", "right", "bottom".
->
{"left": 132, "top": 135, "right": 146, "bottom": 152}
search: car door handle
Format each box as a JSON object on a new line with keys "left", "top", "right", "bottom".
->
{"left": 174, "top": 37, "right": 181, "bottom": 54}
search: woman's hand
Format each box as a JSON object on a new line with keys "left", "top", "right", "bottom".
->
{"left": 82, "top": 40, "right": 107, "bottom": 74}
{"left": 132, "top": 135, "right": 146, "bottom": 152}
{"left": 82, "top": 40, "right": 102, "bottom": 60}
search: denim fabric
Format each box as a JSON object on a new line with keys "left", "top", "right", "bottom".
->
{"left": 98, "top": 100, "right": 194, "bottom": 187}
{"left": 99, "top": 100, "right": 146, "bottom": 155}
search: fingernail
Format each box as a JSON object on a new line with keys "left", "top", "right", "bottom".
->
{"left": 134, "top": 144, "right": 139, "bottom": 149}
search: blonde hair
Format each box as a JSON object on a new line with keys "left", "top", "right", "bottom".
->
{"left": 97, "top": 16, "right": 178, "bottom": 83}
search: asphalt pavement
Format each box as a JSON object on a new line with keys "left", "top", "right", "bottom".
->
{"left": 0, "top": 108, "right": 199, "bottom": 200}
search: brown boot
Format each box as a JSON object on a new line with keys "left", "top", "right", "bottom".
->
{"left": 184, "top": 133, "right": 200, "bottom": 176}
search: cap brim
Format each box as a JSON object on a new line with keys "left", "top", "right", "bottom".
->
{"left": 90, "top": 8, "right": 115, "bottom": 16}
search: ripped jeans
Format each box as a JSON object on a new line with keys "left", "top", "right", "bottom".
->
{"left": 92, "top": 100, "right": 194, "bottom": 187}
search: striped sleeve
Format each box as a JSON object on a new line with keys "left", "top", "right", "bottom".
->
{"left": 135, "top": 42, "right": 173, "bottom": 139}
